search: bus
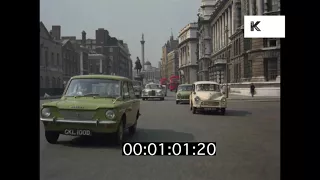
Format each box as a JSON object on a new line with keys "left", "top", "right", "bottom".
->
{"left": 169, "top": 75, "right": 179, "bottom": 92}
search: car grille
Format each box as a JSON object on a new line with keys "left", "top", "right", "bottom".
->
{"left": 202, "top": 101, "right": 219, "bottom": 106}
{"left": 181, "top": 95, "right": 189, "bottom": 99}
{"left": 59, "top": 110, "right": 96, "bottom": 120}
{"left": 149, "top": 90, "right": 156, "bottom": 96}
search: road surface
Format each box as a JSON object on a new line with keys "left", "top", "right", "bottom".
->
{"left": 40, "top": 91, "right": 280, "bottom": 180}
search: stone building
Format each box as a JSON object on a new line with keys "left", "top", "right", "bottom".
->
{"left": 88, "top": 53, "right": 107, "bottom": 74}
{"left": 133, "top": 61, "right": 160, "bottom": 83}
{"left": 40, "top": 22, "right": 63, "bottom": 96}
{"left": 161, "top": 33, "right": 179, "bottom": 79}
{"left": 197, "top": 0, "right": 217, "bottom": 81}
{"left": 75, "top": 28, "right": 132, "bottom": 78}
{"left": 178, "top": 23, "right": 199, "bottom": 84}
{"left": 167, "top": 50, "right": 179, "bottom": 77}
{"left": 198, "top": 0, "right": 280, "bottom": 83}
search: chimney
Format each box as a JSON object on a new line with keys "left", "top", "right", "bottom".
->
{"left": 82, "top": 31, "right": 86, "bottom": 45}
{"left": 51, "top": 25, "right": 61, "bottom": 40}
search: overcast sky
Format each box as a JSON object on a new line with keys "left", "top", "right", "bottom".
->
{"left": 40, "top": 0, "right": 199, "bottom": 66}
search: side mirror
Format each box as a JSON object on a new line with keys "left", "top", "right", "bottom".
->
{"left": 193, "top": 92, "right": 196, "bottom": 95}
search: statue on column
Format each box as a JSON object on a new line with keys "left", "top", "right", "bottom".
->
{"left": 134, "top": 57, "right": 142, "bottom": 74}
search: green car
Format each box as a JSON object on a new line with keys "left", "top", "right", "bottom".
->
{"left": 40, "top": 75, "right": 141, "bottom": 145}
{"left": 176, "top": 84, "right": 192, "bottom": 104}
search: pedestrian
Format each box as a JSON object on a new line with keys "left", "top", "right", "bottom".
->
{"left": 250, "top": 83, "right": 255, "bottom": 97}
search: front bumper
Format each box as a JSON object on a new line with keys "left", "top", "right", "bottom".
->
{"left": 193, "top": 101, "right": 227, "bottom": 108}
{"left": 142, "top": 95, "right": 164, "bottom": 98}
{"left": 176, "top": 98, "right": 189, "bottom": 102}
{"left": 40, "top": 118, "right": 118, "bottom": 133}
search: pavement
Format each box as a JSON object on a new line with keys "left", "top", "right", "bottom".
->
{"left": 40, "top": 91, "right": 280, "bottom": 180}
{"left": 228, "top": 94, "right": 280, "bottom": 102}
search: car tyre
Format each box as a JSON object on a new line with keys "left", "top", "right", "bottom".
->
{"left": 220, "top": 108, "right": 226, "bottom": 115}
{"left": 45, "top": 131, "right": 59, "bottom": 144}
{"left": 112, "top": 119, "right": 125, "bottom": 145}
{"left": 129, "top": 121, "right": 137, "bottom": 135}
{"left": 176, "top": 100, "right": 179, "bottom": 104}
{"left": 160, "top": 97, "right": 164, "bottom": 101}
{"left": 192, "top": 106, "right": 197, "bottom": 114}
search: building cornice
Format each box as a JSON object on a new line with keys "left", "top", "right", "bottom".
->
{"left": 178, "top": 38, "right": 198, "bottom": 48}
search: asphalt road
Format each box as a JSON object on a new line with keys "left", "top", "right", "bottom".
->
{"left": 40, "top": 92, "right": 280, "bottom": 180}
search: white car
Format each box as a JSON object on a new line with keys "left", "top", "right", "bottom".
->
{"left": 142, "top": 83, "right": 165, "bottom": 101}
{"left": 190, "top": 81, "right": 227, "bottom": 115}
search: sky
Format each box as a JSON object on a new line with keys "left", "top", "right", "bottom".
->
{"left": 40, "top": 0, "right": 200, "bottom": 67}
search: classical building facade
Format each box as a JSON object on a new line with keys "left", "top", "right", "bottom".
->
{"left": 198, "top": 0, "right": 281, "bottom": 83}
{"left": 40, "top": 22, "right": 63, "bottom": 95}
{"left": 178, "top": 23, "right": 199, "bottom": 84}
{"left": 167, "top": 50, "right": 179, "bottom": 77}
{"left": 197, "top": 0, "right": 216, "bottom": 81}
{"left": 161, "top": 34, "right": 179, "bottom": 79}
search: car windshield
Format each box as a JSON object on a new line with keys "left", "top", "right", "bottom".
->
{"left": 196, "top": 84, "right": 220, "bottom": 92}
{"left": 65, "top": 78, "right": 121, "bottom": 97}
{"left": 178, "top": 85, "right": 192, "bottom": 91}
{"left": 146, "top": 84, "right": 161, "bottom": 89}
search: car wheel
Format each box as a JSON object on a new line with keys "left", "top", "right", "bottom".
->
{"left": 112, "top": 119, "right": 125, "bottom": 145}
{"left": 45, "top": 131, "right": 59, "bottom": 144}
{"left": 176, "top": 100, "right": 179, "bottom": 104}
{"left": 220, "top": 108, "right": 226, "bottom": 115}
{"left": 142, "top": 98, "right": 145, "bottom": 101}
{"left": 192, "top": 106, "right": 197, "bottom": 114}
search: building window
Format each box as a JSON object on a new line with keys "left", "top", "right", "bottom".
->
{"left": 45, "top": 51, "right": 48, "bottom": 66}
{"left": 57, "top": 78, "right": 60, "bottom": 88}
{"left": 263, "top": 38, "right": 277, "bottom": 47}
{"left": 109, "top": 56, "right": 113, "bottom": 61}
{"left": 51, "top": 52, "right": 54, "bottom": 65}
{"left": 244, "top": 38, "right": 252, "bottom": 51}
{"left": 40, "top": 76, "right": 43, "bottom": 88}
{"left": 264, "top": 58, "right": 277, "bottom": 81}
{"left": 52, "top": 77, "right": 55, "bottom": 88}
{"left": 45, "top": 76, "right": 50, "bottom": 88}
{"left": 57, "top": 53, "right": 60, "bottom": 65}
{"left": 109, "top": 47, "right": 113, "bottom": 52}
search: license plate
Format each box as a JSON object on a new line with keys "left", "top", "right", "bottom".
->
{"left": 63, "top": 129, "right": 92, "bottom": 136}
{"left": 203, "top": 108, "right": 215, "bottom": 111}
{"left": 135, "top": 92, "right": 140, "bottom": 95}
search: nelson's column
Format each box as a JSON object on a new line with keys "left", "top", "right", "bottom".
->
{"left": 140, "top": 33, "right": 145, "bottom": 71}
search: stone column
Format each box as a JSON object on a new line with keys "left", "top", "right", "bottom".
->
{"left": 225, "top": 11, "right": 228, "bottom": 45}
{"left": 276, "top": 55, "right": 280, "bottom": 82}
{"left": 99, "top": 58, "right": 103, "bottom": 73}
{"left": 220, "top": 17, "right": 222, "bottom": 49}
{"left": 232, "top": 0, "right": 240, "bottom": 32}
{"left": 213, "top": 24, "right": 215, "bottom": 53}
{"left": 228, "top": 6, "right": 232, "bottom": 39}
{"left": 257, "top": 0, "right": 264, "bottom": 15}
{"left": 278, "top": 0, "right": 280, "bottom": 11}
{"left": 264, "top": 0, "right": 268, "bottom": 13}
{"left": 249, "top": 0, "right": 253, "bottom": 15}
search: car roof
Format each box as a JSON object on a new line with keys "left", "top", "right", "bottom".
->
{"left": 146, "top": 83, "right": 160, "bottom": 85}
{"left": 193, "top": 81, "right": 219, "bottom": 85}
{"left": 71, "top": 74, "right": 132, "bottom": 82}
{"left": 179, "top": 84, "right": 192, "bottom": 86}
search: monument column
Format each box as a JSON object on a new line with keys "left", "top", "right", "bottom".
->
{"left": 140, "top": 33, "right": 145, "bottom": 71}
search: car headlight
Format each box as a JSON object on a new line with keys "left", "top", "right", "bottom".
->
{"left": 177, "top": 93, "right": 181, "bottom": 98}
{"left": 194, "top": 96, "right": 200, "bottom": 101}
{"left": 41, "top": 108, "right": 51, "bottom": 118}
{"left": 157, "top": 91, "right": 163, "bottom": 95}
{"left": 221, "top": 98, "right": 226, "bottom": 102}
{"left": 105, "top": 110, "right": 116, "bottom": 120}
